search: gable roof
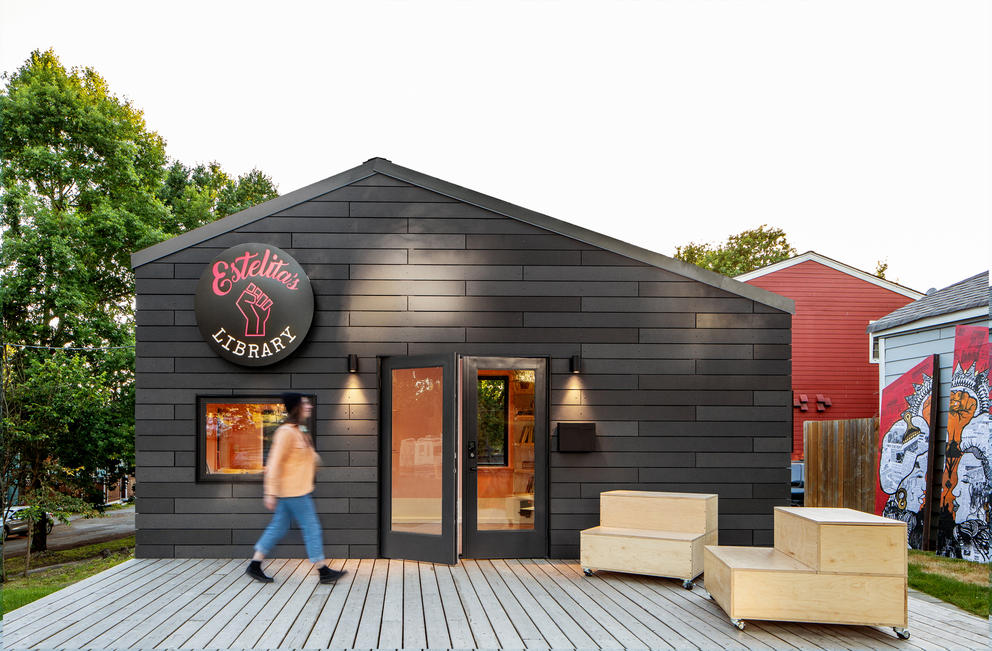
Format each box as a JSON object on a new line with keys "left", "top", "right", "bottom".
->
{"left": 866, "top": 271, "right": 990, "bottom": 334}
{"left": 735, "top": 251, "right": 924, "bottom": 299}
{"left": 132, "top": 157, "right": 794, "bottom": 313}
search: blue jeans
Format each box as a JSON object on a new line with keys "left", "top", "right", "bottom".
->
{"left": 254, "top": 493, "right": 325, "bottom": 563}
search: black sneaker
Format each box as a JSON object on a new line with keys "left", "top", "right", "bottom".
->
{"left": 318, "top": 565, "right": 347, "bottom": 584}
{"left": 246, "top": 560, "right": 274, "bottom": 583}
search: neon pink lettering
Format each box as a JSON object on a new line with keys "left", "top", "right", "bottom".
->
{"left": 212, "top": 262, "right": 232, "bottom": 296}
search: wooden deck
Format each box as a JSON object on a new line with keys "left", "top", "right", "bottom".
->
{"left": 2, "top": 558, "right": 987, "bottom": 650}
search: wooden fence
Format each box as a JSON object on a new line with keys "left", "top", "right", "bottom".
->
{"left": 803, "top": 417, "right": 877, "bottom": 512}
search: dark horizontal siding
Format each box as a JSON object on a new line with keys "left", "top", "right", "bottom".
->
{"left": 134, "top": 173, "right": 791, "bottom": 559}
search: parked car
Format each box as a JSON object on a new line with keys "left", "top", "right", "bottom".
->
{"left": 2, "top": 506, "right": 55, "bottom": 541}
{"left": 791, "top": 462, "right": 805, "bottom": 506}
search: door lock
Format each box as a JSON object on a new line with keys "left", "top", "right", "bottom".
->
{"left": 467, "top": 441, "right": 476, "bottom": 471}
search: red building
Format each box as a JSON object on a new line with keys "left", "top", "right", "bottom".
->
{"left": 737, "top": 252, "right": 922, "bottom": 460}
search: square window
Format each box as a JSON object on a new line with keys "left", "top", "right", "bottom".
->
{"left": 197, "top": 396, "right": 315, "bottom": 482}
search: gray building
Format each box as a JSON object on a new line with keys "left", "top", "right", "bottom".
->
{"left": 868, "top": 271, "right": 990, "bottom": 547}
{"left": 131, "top": 158, "right": 794, "bottom": 562}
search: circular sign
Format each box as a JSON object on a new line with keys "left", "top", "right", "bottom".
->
{"left": 195, "top": 243, "right": 314, "bottom": 367}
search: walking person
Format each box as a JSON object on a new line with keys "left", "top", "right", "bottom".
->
{"left": 246, "top": 393, "right": 346, "bottom": 584}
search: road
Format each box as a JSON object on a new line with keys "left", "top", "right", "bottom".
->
{"left": 2, "top": 505, "right": 135, "bottom": 557}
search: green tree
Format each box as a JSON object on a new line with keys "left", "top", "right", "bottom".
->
{"left": 159, "top": 162, "right": 277, "bottom": 234}
{"left": 0, "top": 50, "right": 278, "bottom": 551}
{"left": 674, "top": 225, "right": 797, "bottom": 277}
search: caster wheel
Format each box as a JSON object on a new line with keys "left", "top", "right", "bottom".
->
{"left": 732, "top": 619, "right": 746, "bottom": 630}
{"left": 681, "top": 579, "right": 694, "bottom": 590}
{"left": 583, "top": 568, "right": 594, "bottom": 576}
{"left": 894, "top": 628, "right": 910, "bottom": 640}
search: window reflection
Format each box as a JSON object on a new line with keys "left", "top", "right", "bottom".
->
{"left": 204, "top": 401, "right": 286, "bottom": 475}
{"left": 391, "top": 367, "right": 444, "bottom": 535}
{"left": 477, "top": 369, "right": 535, "bottom": 530}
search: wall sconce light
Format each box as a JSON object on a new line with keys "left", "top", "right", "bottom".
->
{"left": 348, "top": 354, "right": 359, "bottom": 373}
{"left": 570, "top": 355, "right": 582, "bottom": 374}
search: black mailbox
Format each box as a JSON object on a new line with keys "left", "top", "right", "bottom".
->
{"left": 557, "top": 422, "right": 596, "bottom": 452}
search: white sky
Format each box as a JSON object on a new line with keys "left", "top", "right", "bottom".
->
{"left": 2, "top": 1, "right": 988, "bottom": 293}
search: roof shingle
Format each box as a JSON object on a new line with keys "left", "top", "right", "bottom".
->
{"left": 866, "top": 271, "right": 989, "bottom": 333}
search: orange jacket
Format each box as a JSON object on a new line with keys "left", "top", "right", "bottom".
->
{"left": 263, "top": 423, "right": 320, "bottom": 498}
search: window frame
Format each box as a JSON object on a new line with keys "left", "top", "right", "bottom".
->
{"left": 196, "top": 394, "right": 316, "bottom": 483}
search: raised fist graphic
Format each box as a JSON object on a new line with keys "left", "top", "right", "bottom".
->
{"left": 236, "top": 283, "right": 273, "bottom": 337}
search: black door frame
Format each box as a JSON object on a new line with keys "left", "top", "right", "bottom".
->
{"left": 461, "top": 356, "right": 549, "bottom": 558}
{"left": 378, "top": 353, "right": 458, "bottom": 564}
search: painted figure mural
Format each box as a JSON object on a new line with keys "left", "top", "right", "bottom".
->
{"left": 937, "top": 325, "right": 990, "bottom": 562}
{"left": 875, "top": 356, "right": 938, "bottom": 549}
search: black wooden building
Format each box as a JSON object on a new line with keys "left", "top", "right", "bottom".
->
{"left": 131, "top": 158, "right": 794, "bottom": 562}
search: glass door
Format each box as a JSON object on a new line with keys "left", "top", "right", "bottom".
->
{"left": 462, "top": 357, "right": 548, "bottom": 558}
{"left": 380, "top": 354, "right": 457, "bottom": 564}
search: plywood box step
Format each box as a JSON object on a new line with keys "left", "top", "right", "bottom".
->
{"left": 774, "top": 507, "right": 906, "bottom": 576}
{"left": 581, "top": 527, "right": 716, "bottom": 581}
{"left": 583, "top": 526, "right": 702, "bottom": 542}
{"left": 703, "top": 507, "right": 908, "bottom": 632}
{"left": 704, "top": 546, "right": 907, "bottom": 628}
{"left": 599, "top": 490, "right": 717, "bottom": 533}
{"left": 703, "top": 545, "right": 813, "bottom": 573}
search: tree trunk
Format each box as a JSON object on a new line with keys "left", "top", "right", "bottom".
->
{"left": 23, "top": 528, "right": 32, "bottom": 578}
{"left": 31, "top": 512, "right": 48, "bottom": 552}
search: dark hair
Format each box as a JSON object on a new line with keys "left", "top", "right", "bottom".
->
{"left": 282, "top": 392, "right": 305, "bottom": 424}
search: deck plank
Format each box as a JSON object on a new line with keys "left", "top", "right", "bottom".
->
{"left": 501, "top": 559, "right": 599, "bottom": 649}
{"left": 618, "top": 571, "right": 784, "bottom": 651}
{"left": 450, "top": 559, "right": 501, "bottom": 648}
{"left": 531, "top": 559, "right": 664, "bottom": 650}
{"left": 209, "top": 558, "right": 305, "bottom": 648}
{"left": 305, "top": 557, "right": 363, "bottom": 649}
{"left": 434, "top": 564, "right": 478, "bottom": 649}
{"left": 129, "top": 559, "right": 245, "bottom": 649}
{"left": 254, "top": 560, "right": 326, "bottom": 648}
{"left": 59, "top": 557, "right": 213, "bottom": 649}
{"left": 489, "top": 559, "right": 574, "bottom": 649}
{"left": 11, "top": 557, "right": 198, "bottom": 650}
{"left": 2, "top": 557, "right": 989, "bottom": 651}
{"left": 85, "top": 558, "right": 228, "bottom": 648}
{"left": 353, "top": 557, "right": 389, "bottom": 648}
{"left": 434, "top": 563, "right": 477, "bottom": 648}
{"left": 547, "top": 560, "right": 702, "bottom": 650}
{"left": 180, "top": 558, "right": 293, "bottom": 649}
{"left": 279, "top": 558, "right": 347, "bottom": 648}
{"left": 2, "top": 557, "right": 144, "bottom": 624}
{"left": 155, "top": 559, "right": 281, "bottom": 648}
{"left": 401, "top": 560, "right": 427, "bottom": 649}
{"left": 378, "top": 558, "right": 405, "bottom": 648}
{"left": 2, "top": 557, "right": 158, "bottom": 643}
{"left": 419, "top": 562, "right": 453, "bottom": 649}
{"left": 476, "top": 559, "right": 549, "bottom": 649}
{"left": 907, "top": 602, "right": 989, "bottom": 643}
{"left": 463, "top": 560, "right": 526, "bottom": 649}
{"left": 327, "top": 557, "right": 375, "bottom": 648}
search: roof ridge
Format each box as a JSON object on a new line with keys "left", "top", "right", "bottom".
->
{"left": 132, "top": 158, "right": 795, "bottom": 313}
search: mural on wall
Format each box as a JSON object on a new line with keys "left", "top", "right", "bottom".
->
{"left": 937, "top": 325, "right": 990, "bottom": 562}
{"left": 876, "top": 355, "right": 939, "bottom": 549}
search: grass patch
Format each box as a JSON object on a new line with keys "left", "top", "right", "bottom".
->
{"left": 908, "top": 550, "right": 990, "bottom": 617}
{"left": 3, "top": 534, "right": 135, "bottom": 574}
{"left": 1, "top": 536, "right": 134, "bottom": 615}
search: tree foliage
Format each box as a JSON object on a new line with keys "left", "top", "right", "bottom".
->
{"left": 0, "top": 50, "right": 278, "bottom": 537}
{"left": 674, "top": 225, "right": 797, "bottom": 277}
